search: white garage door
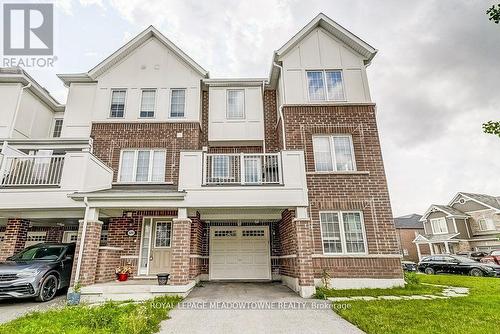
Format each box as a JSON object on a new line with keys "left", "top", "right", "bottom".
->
{"left": 209, "top": 226, "right": 271, "bottom": 280}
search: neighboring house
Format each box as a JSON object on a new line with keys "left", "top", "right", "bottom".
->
{"left": 394, "top": 214, "right": 429, "bottom": 262}
{"left": 0, "top": 13, "right": 403, "bottom": 298}
{"left": 414, "top": 192, "right": 500, "bottom": 260}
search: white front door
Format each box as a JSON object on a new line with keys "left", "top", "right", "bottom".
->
{"left": 209, "top": 226, "right": 271, "bottom": 280}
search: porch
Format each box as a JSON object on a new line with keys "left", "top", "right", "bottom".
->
{"left": 413, "top": 233, "right": 469, "bottom": 260}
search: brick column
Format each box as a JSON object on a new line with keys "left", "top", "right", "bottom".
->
{"left": 70, "top": 219, "right": 103, "bottom": 286}
{"left": 0, "top": 219, "right": 29, "bottom": 261}
{"left": 46, "top": 226, "right": 64, "bottom": 243}
{"left": 293, "top": 218, "right": 315, "bottom": 297}
{"left": 170, "top": 218, "right": 192, "bottom": 285}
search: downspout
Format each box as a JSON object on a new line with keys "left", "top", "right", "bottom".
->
{"left": 74, "top": 196, "right": 89, "bottom": 284}
{"left": 272, "top": 62, "right": 286, "bottom": 150}
{"left": 9, "top": 82, "right": 32, "bottom": 137}
{"left": 261, "top": 80, "right": 267, "bottom": 153}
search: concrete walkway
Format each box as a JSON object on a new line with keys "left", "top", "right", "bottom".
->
{"left": 159, "top": 282, "right": 363, "bottom": 334}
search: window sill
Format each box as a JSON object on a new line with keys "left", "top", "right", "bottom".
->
{"left": 307, "top": 171, "right": 370, "bottom": 175}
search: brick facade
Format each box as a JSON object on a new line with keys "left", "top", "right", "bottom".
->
{"left": 396, "top": 228, "right": 429, "bottom": 262}
{"left": 95, "top": 247, "right": 123, "bottom": 283}
{"left": 170, "top": 218, "right": 192, "bottom": 284}
{"left": 0, "top": 219, "right": 29, "bottom": 261}
{"left": 71, "top": 220, "right": 103, "bottom": 286}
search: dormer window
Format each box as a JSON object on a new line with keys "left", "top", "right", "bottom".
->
{"left": 226, "top": 89, "right": 245, "bottom": 119}
{"left": 307, "top": 70, "right": 345, "bottom": 101}
{"left": 430, "top": 218, "right": 448, "bottom": 234}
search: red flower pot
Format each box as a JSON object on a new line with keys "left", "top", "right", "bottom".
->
{"left": 117, "top": 273, "right": 128, "bottom": 282}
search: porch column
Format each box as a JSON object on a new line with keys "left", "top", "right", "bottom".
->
{"left": 70, "top": 207, "right": 102, "bottom": 286}
{"left": 294, "top": 207, "right": 315, "bottom": 298}
{"left": 0, "top": 218, "right": 29, "bottom": 261}
{"left": 429, "top": 243, "right": 434, "bottom": 255}
{"left": 170, "top": 208, "right": 192, "bottom": 285}
{"left": 444, "top": 241, "right": 450, "bottom": 254}
{"left": 416, "top": 243, "right": 422, "bottom": 261}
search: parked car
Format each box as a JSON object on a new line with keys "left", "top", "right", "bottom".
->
{"left": 401, "top": 261, "right": 417, "bottom": 272}
{"left": 455, "top": 251, "right": 489, "bottom": 262}
{"left": 417, "top": 254, "right": 500, "bottom": 277}
{"left": 481, "top": 250, "right": 500, "bottom": 265}
{"left": 0, "top": 243, "right": 76, "bottom": 301}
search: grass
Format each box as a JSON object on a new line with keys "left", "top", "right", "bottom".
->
{"left": 0, "top": 295, "right": 181, "bottom": 334}
{"left": 331, "top": 274, "right": 500, "bottom": 334}
{"left": 315, "top": 283, "right": 442, "bottom": 298}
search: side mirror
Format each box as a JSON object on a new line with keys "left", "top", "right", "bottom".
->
{"left": 65, "top": 255, "right": 73, "bottom": 261}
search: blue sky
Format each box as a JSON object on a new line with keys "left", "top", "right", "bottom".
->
{"left": 2, "top": 0, "right": 500, "bottom": 216}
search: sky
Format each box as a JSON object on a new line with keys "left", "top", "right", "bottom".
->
{"left": 2, "top": 0, "right": 499, "bottom": 216}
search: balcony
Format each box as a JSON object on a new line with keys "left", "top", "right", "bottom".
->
{"left": 179, "top": 150, "right": 308, "bottom": 208}
{"left": 0, "top": 155, "right": 65, "bottom": 187}
{"left": 203, "top": 153, "right": 282, "bottom": 186}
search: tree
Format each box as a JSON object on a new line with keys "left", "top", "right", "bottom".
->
{"left": 487, "top": 4, "right": 500, "bottom": 23}
{"left": 483, "top": 121, "right": 500, "bottom": 138}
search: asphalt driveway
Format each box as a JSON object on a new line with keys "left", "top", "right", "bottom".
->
{"left": 159, "top": 282, "right": 363, "bottom": 334}
{"left": 0, "top": 294, "right": 66, "bottom": 324}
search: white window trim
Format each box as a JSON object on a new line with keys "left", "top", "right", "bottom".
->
{"left": 51, "top": 118, "right": 63, "bottom": 138}
{"left": 169, "top": 88, "right": 187, "bottom": 118}
{"left": 154, "top": 221, "right": 172, "bottom": 249}
{"left": 477, "top": 217, "right": 495, "bottom": 231}
{"left": 306, "top": 70, "right": 347, "bottom": 102}
{"left": 117, "top": 149, "right": 167, "bottom": 183}
{"left": 109, "top": 89, "right": 127, "bottom": 118}
{"left": 430, "top": 217, "right": 448, "bottom": 234}
{"left": 226, "top": 89, "right": 245, "bottom": 120}
{"left": 139, "top": 89, "right": 157, "bottom": 118}
{"left": 313, "top": 134, "right": 356, "bottom": 172}
{"left": 320, "top": 210, "right": 368, "bottom": 255}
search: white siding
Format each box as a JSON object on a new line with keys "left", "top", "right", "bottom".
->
{"left": 208, "top": 86, "right": 264, "bottom": 144}
{"left": 280, "top": 27, "right": 371, "bottom": 104}
{"left": 0, "top": 83, "right": 21, "bottom": 138}
{"left": 13, "top": 90, "right": 55, "bottom": 139}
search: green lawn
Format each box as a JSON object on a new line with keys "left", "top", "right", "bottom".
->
{"left": 332, "top": 274, "right": 500, "bottom": 334}
{"left": 315, "top": 282, "right": 442, "bottom": 298}
{"left": 0, "top": 296, "right": 181, "bottom": 334}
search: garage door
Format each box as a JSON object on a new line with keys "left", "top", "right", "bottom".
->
{"left": 209, "top": 226, "right": 271, "bottom": 280}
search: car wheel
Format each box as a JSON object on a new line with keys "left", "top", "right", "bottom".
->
{"left": 36, "top": 274, "right": 58, "bottom": 302}
{"left": 424, "top": 267, "right": 435, "bottom": 275}
{"left": 469, "top": 268, "right": 483, "bottom": 277}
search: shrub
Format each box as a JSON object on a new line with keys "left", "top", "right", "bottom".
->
{"left": 404, "top": 271, "right": 420, "bottom": 285}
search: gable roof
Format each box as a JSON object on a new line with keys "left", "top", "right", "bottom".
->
{"left": 394, "top": 214, "right": 423, "bottom": 229}
{"left": 420, "top": 204, "right": 469, "bottom": 221}
{"left": 450, "top": 192, "right": 500, "bottom": 211}
{"left": 58, "top": 26, "right": 208, "bottom": 85}
{"left": 0, "top": 67, "right": 64, "bottom": 112}
{"left": 269, "top": 13, "right": 377, "bottom": 87}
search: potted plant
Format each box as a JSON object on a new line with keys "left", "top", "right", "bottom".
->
{"left": 115, "top": 265, "right": 133, "bottom": 281}
{"left": 156, "top": 273, "right": 170, "bottom": 285}
{"left": 67, "top": 280, "right": 82, "bottom": 305}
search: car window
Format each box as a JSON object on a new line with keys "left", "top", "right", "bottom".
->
{"left": 13, "top": 246, "right": 65, "bottom": 261}
{"left": 453, "top": 256, "right": 476, "bottom": 263}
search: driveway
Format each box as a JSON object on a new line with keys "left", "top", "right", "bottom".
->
{"left": 0, "top": 294, "right": 66, "bottom": 324}
{"left": 160, "top": 282, "right": 363, "bottom": 334}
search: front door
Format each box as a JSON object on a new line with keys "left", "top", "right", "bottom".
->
{"left": 138, "top": 218, "right": 172, "bottom": 276}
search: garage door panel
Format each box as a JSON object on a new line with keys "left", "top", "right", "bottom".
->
{"left": 210, "top": 226, "right": 271, "bottom": 280}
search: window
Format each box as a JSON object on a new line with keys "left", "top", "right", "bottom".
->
{"left": 313, "top": 135, "right": 355, "bottom": 172}
{"left": 478, "top": 218, "right": 495, "bottom": 231}
{"left": 227, "top": 89, "right": 245, "bottom": 119}
{"left": 52, "top": 119, "right": 63, "bottom": 137}
{"left": 214, "top": 230, "right": 237, "bottom": 237}
{"left": 244, "top": 157, "right": 262, "bottom": 183}
{"left": 320, "top": 211, "right": 366, "bottom": 254}
{"left": 140, "top": 89, "right": 156, "bottom": 118}
{"left": 155, "top": 221, "right": 172, "bottom": 247}
{"left": 170, "top": 89, "right": 186, "bottom": 118}
{"left": 430, "top": 217, "right": 448, "bottom": 234}
{"left": 119, "top": 149, "right": 166, "bottom": 183}
{"left": 307, "top": 70, "right": 345, "bottom": 101}
{"left": 110, "top": 90, "right": 126, "bottom": 117}
{"left": 212, "top": 155, "right": 231, "bottom": 179}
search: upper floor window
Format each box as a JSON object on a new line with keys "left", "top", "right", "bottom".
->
{"left": 119, "top": 149, "right": 166, "bottom": 183}
{"left": 227, "top": 89, "right": 245, "bottom": 119}
{"left": 430, "top": 217, "right": 448, "bottom": 234}
{"left": 478, "top": 218, "right": 495, "bottom": 231}
{"left": 170, "top": 89, "right": 186, "bottom": 118}
{"left": 110, "top": 90, "right": 126, "bottom": 118}
{"left": 140, "top": 89, "right": 156, "bottom": 118}
{"left": 52, "top": 119, "right": 63, "bottom": 138}
{"left": 320, "top": 211, "right": 367, "bottom": 254}
{"left": 307, "top": 70, "right": 345, "bottom": 102}
{"left": 312, "top": 135, "right": 355, "bottom": 172}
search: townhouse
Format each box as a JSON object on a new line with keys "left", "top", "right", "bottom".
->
{"left": 0, "top": 13, "right": 403, "bottom": 299}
